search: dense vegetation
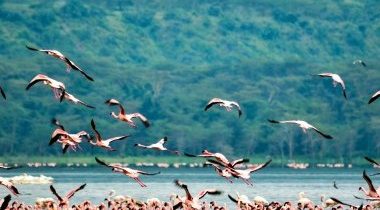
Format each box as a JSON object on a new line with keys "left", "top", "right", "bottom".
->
{"left": 0, "top": 0, "right": 379, "bottom": 165}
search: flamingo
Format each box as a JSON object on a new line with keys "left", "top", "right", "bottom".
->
{"left": 95, "top": 157, "right": 160, "bottom": 187}
{"left": 330, "top": 197, "right": 363, "bottom": 209}
{"left": 353, "top": 59, "right": 367, "bottom": 67}
{"left": 60, "top": 91, "right": 95, "bottom": 109}
{"left": 0, "top": 178, "right": 20, "bottom": 196}
{"left": 228, "top": 193, "right": 255, "bottom": 209}
{"left": 268, "top": 119, "right": 333, "bottom": 139}
{"left": 0, "top": 194, "right": 11, "bottom": 210}
{"left": 174, "top": 179, "right": 222, "bottom": 209}
{"left": 204, "top": 98, "right": 242, "bottom": 117}
{"left": 368, "top": 91, "right": 380, "bottom": 104}
{"left": 26, "top": 45, "right": 93, "bottom": 81}
{"left": 49, "top": 184, "right": 86, "bottom": 207}
{"left": 135, "top": 137, "right": 179, "bottom": 155}
{"left": 0, "top": 86, "right": 6, "bottom": 100}
{"left": 185, "top": 150, "right": 249, "bottom": 168}
{"left": 359, "top": 170, "right": 380, "bottom": 198}
{"left": 205, "top": 161, "right": 234, "bottom": 183}
{"left": 321, "top": 195, "right": 338, "bottom": 208}
{"left": 26, "top": 74, "right": 66, "bottom": 101}
{"left": 313, "top": 73, "right": 347, "bottom": 99}
{"left": 105, "top": 99, "right": 150, "bottom": 128}
{"left": 298, "top": 192, "right": 313, "bottom": 208}
{"left": 88, "top": 119, "right": 130, "bottom": 151}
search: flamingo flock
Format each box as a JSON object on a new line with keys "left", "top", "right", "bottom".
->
{"left": 0, "top": 42, "right": 377, "bottom": 209}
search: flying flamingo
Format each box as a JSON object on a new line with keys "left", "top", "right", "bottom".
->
{"left": 205, "top": 161, "right": 234, "bottom": 183}
{"left": 88, "top": 119, "right": 130, "bottom": 151}
{"left": 135, "top": 137, "right": 179, "bottom": 155}
{"left": 26, "top": 74, "right": 66, "bottom": 101}
{"left": 359, "top": 170, "right": 380, "bottom": 198}
{"left": 368, "top": 91, "right": 380, "bottom": 104}
{"left": 60, "top": 91, "right": 95, "bottom": 109}
{"left": 268, "top": 119, "right": 333, "bottom": 139}
{"left": 0, "top": 178, "right": 20, "bottom": 196}
{"left": 105, "top": 99, "right": 150, "bottom": 128}
{"left": 353, "top": 59, "right": 367, "bottom": 67}
{"left": 185, "top": 150, "right": 249, "bottom": 168}
{"left": 26, "top": 45, "right": 93, "bottom": 81}
{"left": 49, "top": 184, "right": 86, "bottom": 207}
{"left": 313, "top": 73, "right": 347, "bottom": 99}
{"left": 174, "top": 179, "right": 222, "bottom": 209}
{"left": 205, "top": 98, "right": 242, "bottom": 117}
{"left": 95, "top": 157, "right": 160, "bottom": 187}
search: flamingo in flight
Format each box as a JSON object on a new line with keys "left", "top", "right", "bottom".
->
{"left": 185, "top": 150, "right": 249, "bottom": 168}
{"left": 359, "top": 170, "right": 380, "bottom": 198}
{"left": 60, "top": 91, "right": 95, "bottom": 109}
{"left": 49, "top": 184, "right": 86, "bottom": 207}
{"left": 174, "top": 179, "right": 222, "bottom": 209}
{"left": 205, "top": 161, "right": 234, "bottom": 183}
{"left": 330, "top": 197, "right": 363, "bottom": 210}
{"left": 368, "top": 91, "right": 380, "bottom": 104}
{"left": 0, "top": 86, "right": 6, "bottom": 100}
{"left": 209, "top": 159, "right": 272, "bottom": 186}
{"left": 205, "top": 98, "right": 242, "bottom": 117}
{"left": 49, "top": 118, "right": 89, "bottom": 154}
{"left": 268, "top": 119, "right": 333, "bottom": 139}
{"left": 313, "top": 73, "right": 347, "bottom": 99}
{"left": 135, "top": 137, "right": 179, "bottom": 155}
{"left": 88, "top": 119, "right": 130, "bottom": 151}
{"left": 0, "top": 178, "right": 20, "bottom": 196}
{"left": 353, "top": 59, "right": 367, "bottom": 67}
{"left": 26, "top": 45, "right": 93, "bottom": 81}
{"left": 26, "top": 74, "right": 66, "bottom": 101}
{"left": 95, "top": 157, "right": 160, "bottom": 187}
{"left": 105, "top": 99, "right": 150, "bottom": 128}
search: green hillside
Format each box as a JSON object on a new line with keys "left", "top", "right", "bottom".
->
{"left": 0, "top": 0, "right": 379, "bottom": 164}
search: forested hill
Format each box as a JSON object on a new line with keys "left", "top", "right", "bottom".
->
{"left": 0, "top": 0, "right": 379, "bottom": 162}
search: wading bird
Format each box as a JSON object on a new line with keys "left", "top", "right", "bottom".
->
{"left": 0, "top": 86, "right": 6, "bottom": 100}
{"left": 95, "top": 157, "right": 160, "bottom": 187}
{"left": 368, "top": 91, "right": 380, "bottom": 104}
{"left": 60, "top": 92, "right": 95, "bottom": 109}
{"left": 105, "top": 99, "right": 150, "bottom": 128}
{"left": 88, "top": 119, "right": 130, "bottom": 151}
{"left": 268, "top": 119, "right": 333, "bottom": 139}
{"left": 26, "top": 74, "right": 66, "bottom": 101}
{"left": 359, "top": 170, "right": 380, "bottom": 198}
{"left": 0, "top": 178, "right": 20, "bottom": 196}
{"left": 185, "top": 150, "right": 249, "bottom": 168}
{"left": 26, "top": 45, "right": 93, "bottom": 81}
{"left": 210, "top": 159, "right": 272, "bottom": 186}
{"left": 174, "top": 179, "right": 222, "bottom": 209}
{"left": 353, "top": 59, "right": 367, "bottom": 67}
{"left": 204, "top": 98, "right": 242, "bottom": 117}
{"left": 313, "top": 73, "right": 347, "bottom": 99}
{"left": 49, "top": 184, "right": 86, "bottom": 207}
{"left": 135, "top": 137, "right": 179, "bottom": 155}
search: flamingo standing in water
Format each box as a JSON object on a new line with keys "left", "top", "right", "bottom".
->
{"left": 105, "top": 99, "right": 150, "bottom": 128}
{"left": 49, "top": 184, "right": 86, "bottom": 208}
{"left": 174, "top": 179, "right": 222, "bottom": 209}
{"left": 368, "top": 91, "right": 380, "bottom": 104}
{"left": 204, "top": 98, "right": 242, "bottom": 117}
{"left": 135, "top": 137, "right": 179, "bottom": 155}
{"left": 26, "top": 74, "right": 66, "bottom": 101}
{"left": 88, "top": 119, "right": 130, "bottom": 151}
{"left": 26, "top": 45, "right": 93, "bottom": 81}
{"left": 268, "top": 119, "right": 333, "bottom": 139}
{"left": 0, "top": 178, "right": 20, "bottom": 196}
{"left": 95, "top": 157, "right": 160, "bottom": 187}
{"left": 313, "top": 73, "right": 347, "bottom": 99}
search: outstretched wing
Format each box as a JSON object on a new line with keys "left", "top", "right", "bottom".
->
{"left": 0, "top": 194, "right": 11, "bottom": 210}
{"left": 103, "top": 135, "right": 130, "bottom": 144}
{"left": 50, "top": 185, "right": 63, "bottom": 201}
{"left": 0, "top": 86, "right": 6, "bottom": 100}
{"left": 105, "top": 99, "right": 125, "bottom": 115}
{"left": 174, "top": 180, "right": 192, "bottom": 201}
{"left": 26, "top": 74, "right": 49, "bottom": 90}
{"left": 94, "top": 157, "right": 112, "bottom": 168}
{"left": 363, "top": 170, "right": 378, "bottom": 194}
{"left": 230, "top": 101, "right": 242, "bottom": 117}
{"left": 51, "top": 118, "right": 65, "bottom": 130}
{"left": 330, "top": 197, "right": 355, "bottom": 208}
{"left": 365, "top": 156, "right": 380, "bottom": 166}
{"left": 315, "top": 73, "right": 333, "bottom": 78}
{"left": 90, "top": 119, "right": 102, "bottom": 141}
{"left": 204, "top": 98, "right": 223, "bottom": 111}
{"left": 369, "top": 91, "right": 380, "bottom": 104}
{"left": 130, "top": 113, "right": 150, "bottom": 128}
{"left": 64, "top": 57, "right": 94, "bottom": 81}
{"left": 311, "top": 127, "right": 333, "bottom": 139}
{"left": 197, "top": 189, "right": 222, "bottom": 200}
{"left": 230, "top": 158, "right": 249, "bottom": 167}
{"left": 248, "top": 159, "right": 272, "bottom": 173}
{"left": 137, "top": 170, "right": 160, "bottom": 176}
{"left": 66, "top": 183, "right": 86, "bottom": 199}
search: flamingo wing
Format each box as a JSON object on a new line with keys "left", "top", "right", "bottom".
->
{"left": 105, "top": 99, "right": 125, "bottom": 115}
{"left": 248, "top": 159, "right": 272, "bottom": 173}
{"left": 369, "top": 91, "right": 380, "bottom": 104}
{"left": 197, "top": 189, "right": 222, "bottom": 200}
{"left": 204, "top": 98, "right": 224, "bottom": 111}
{"left": 0, "top": 194, "right": 11, "bottom": 210}
{"left": 311, "top": 127, "right": 333, "bottom": 139}
{"left": 49, "top": 185, "right": 63, "bottom": 201}
{"left": 64, "top": 58, "right": 94, "bottom": 81}
{"left": 103, "top": 135, "right": 130, "bottom": 144}
{"left": 66, "top": 183, "right": 86, "bottom": 200}
{"left": 365, "top": 156, "right": 380, "bottom": 166}
{"left": 90, "top": 119, "right": 102, "bottom": 141}
{"left": 0, "top": 86, "right": 6, "bottom": 100}
{"left": 174, "top": 180, "right": 192, "bottom": 201}
{"left": 130, "top": 113, "right": 150, "bottom": 128}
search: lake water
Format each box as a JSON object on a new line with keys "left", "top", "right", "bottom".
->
{"left": 0, "top": 167, "right": 375, "bottom": 207}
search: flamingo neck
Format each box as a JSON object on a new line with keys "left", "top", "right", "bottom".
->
{"left": 111, "top": 112, "right": 118, "bottom": 119}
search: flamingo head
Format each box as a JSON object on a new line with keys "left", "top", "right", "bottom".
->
{"left": 201, "top": 150, "right": 213, "bottom": 155}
